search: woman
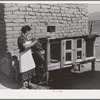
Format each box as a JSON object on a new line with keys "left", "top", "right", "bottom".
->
{"left": 18, "top": 25, "right": 37, "bottom": 89}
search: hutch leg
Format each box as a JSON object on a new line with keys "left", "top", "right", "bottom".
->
{"left": 46, "top": 41, "right": 50, "bottom": 85}
{"left": 78, "top": 64, "right": 80, "bottom": 71}
{"left": 46, "top": 71, "right": 49, "bottom": 85}
{"left": 91, "top": 60, "right": 95, "bottom": 77}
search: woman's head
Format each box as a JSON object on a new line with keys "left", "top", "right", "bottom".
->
{"left": 21, "top": 25, "right": 31, "bottom": 35}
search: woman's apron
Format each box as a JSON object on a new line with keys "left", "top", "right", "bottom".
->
{"left": 19, "top": 49, "right": 36, "bottom": 73}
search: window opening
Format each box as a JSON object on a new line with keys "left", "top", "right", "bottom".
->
{"left": 66, "top": 41, "right": 71, "bottom": 50}
{"left": 77, "top": 39, "right": 82, "bottom": 48}
{"left": 66, "top": 53, "right": 71, "bottom": 61}
{"left": 77, "top": 51, "right": 82, "bottom": 59}
{"left": 47, "top": 26, "right": 55, "bottom": 33}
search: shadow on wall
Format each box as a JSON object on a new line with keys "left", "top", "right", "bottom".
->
{"left": 0, "top": 4, "right": 17, "bottom": 89}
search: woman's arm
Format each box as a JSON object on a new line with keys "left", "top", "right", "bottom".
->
{"left": 23, "top": 40, "right": 37, "bottom": 49}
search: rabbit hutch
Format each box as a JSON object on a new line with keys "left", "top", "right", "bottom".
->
{"left": 39, "top": 33, "right": 98, "bottom": 85}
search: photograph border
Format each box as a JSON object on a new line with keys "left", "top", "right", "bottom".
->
{"left": 0, "top": 0, "right": 100, "bottom": 99}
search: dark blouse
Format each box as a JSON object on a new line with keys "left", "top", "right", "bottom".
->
{"left": 17, "top": 34, "right": 26, "bottom": 52}
{"left": 17, "top": 34, "right": 43, "bottom": 53}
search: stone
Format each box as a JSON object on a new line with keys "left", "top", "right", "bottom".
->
{"left": 6, "top": 27, "right": 12, "bottom": 31}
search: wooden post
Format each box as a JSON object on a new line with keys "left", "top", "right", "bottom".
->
{"left": 91, "top": 59, "right": 95, "bottom": 77}
{"left": 78, "top": 64, "right": 80, "bottom": 71}
{"left": 61, "top": 40, "right": 64, "bottom": 69}
{"left": 46, "top": 40, "right": 50, "bottom": 85}
{"left": 73, "top": 39, "right": 77, "bottom": 63}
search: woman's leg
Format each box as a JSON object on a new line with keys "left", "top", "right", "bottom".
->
{"left": 21, "top": 72, "right": 30, "bottom": 89}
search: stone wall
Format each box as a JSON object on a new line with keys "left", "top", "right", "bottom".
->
{"left": 0, "top": 3, "right": 88, "bottom": 75}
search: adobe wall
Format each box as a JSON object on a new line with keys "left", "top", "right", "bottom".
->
{"left": 0, "top": 3, "right": 88, "bottom": 75}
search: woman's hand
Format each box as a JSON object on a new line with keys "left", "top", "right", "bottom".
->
{"left": 23, "top": 40, "right": 37, "bottom": 49}
{"left": 31, "top": 40, "right": 37, "bottom": 46}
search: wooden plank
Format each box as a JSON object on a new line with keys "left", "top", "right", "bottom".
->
{"left": 61, "top": 40, "right": 64, "bottom": 69}
{"left": 86, "top": 57, "right": 95, "bottom": 60}
{"left": 49, "top": 62, "right": 60, "bottom": 67}
{"left": 83, "top": 40, "right": 86, "bottom": 60}
{"left": 45, "top": 42, "right": 50, "bottom": 85}
{"left": 91, "top": 59, "right": 95, "bottom": 77}
{"left": 75, "top": 57, "right": 95, "bottom": 64}
{"left": 65, "top": 50, "right": 72, "bottom": 53}
{"left": 46, "top": 42, "right": 50, "bottom": 65}
{"left": 94, "top": 40, "right": 96, "bottom": 57}
{"left": 48, "top": 65, "right": 60, "bottom": 71}
{"left": 48, "top": 62, "right": 60, "bottom": 70}
{"left": 73, "top": 39, "right": 77, "bottom": 63}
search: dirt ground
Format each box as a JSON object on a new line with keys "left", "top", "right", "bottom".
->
{"left": 0, "top": 61, "right": 100, "bottom": 89}
{"left": 47, "top": 62, "right": 100, "bottom": 89}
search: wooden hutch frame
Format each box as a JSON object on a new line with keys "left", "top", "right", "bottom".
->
{"left": 39, "top": 34, "right": 98, "bottom": 85}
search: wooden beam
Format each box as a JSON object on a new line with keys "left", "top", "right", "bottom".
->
{"left": 91, "top": 59, "right": 95, "bottom": 77}
{"left": 45, "top": 42, "right": 50, "bottom": 85}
